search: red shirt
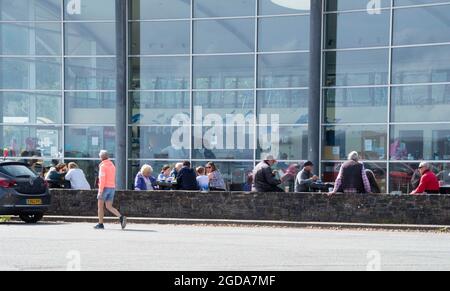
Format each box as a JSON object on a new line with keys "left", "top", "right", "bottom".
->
{"left": 411, "top": 170, "right": 440, "bottom": 195}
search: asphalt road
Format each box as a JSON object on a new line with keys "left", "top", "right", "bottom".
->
{"left": 1, "top": 222, "right": 450, "bottom": 271}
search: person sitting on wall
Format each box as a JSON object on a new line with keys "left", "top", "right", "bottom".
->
{"left": 45, "top": 163, "right": 69, "bottom": 188}
{"left": 365, "top": 169, "right": 381, "bottom": 194}
{"left": 328, "top": 151, "right": 372, "bottom": 195}
{"left": 411, "top": 162, "right": 440, "bottom": 195}
{"left": 295, "top": 161, "right": 319, "bottom": 193}
{"left": 134, "top": 164, "right": 157, "bottom": 191}
{"left": 252, "top": 155, "right": 283, "bottom": 193}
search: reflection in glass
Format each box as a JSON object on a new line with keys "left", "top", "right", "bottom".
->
{"left": 260, "top": 0, "right": 311, "bottom": 15}
{"left": 65, "top": 92, "right": 116, "bottom": 124}
{"left": 130, "top": 91, "right": 190, "bottom": 125}
{"left": 65, "top": 22, "right": 116, "bottom": 56}
{"left": 258, "top": 16, "right": 309, "bottom": 52}
{"left": 65, "top": 126, "right": 115, "bottom": 158}
{"left": 0, "top": 0, "right": 61, "bottom": 21}
{"left": 257, "top": 126, "right": 308, "bottom": 161}
{"left": 194, "top": 55, "right": 254, "bottom": 89}
{"left": 326, "top": 0, "right": 391, "bottom": 11}
{"left": 65, "top": 57, "right": 116, "bottom": 90}
{"left": 63, "top": 0, "right": 115, "bottom": 20}
{"left": 324, "top": 87, "right": 388, "bottom": 124}
{"left": 257, "top": 90, "right": 309, "bottom": 125}
{"left": 390, "top": 125, "right": 450, "bottom": 161}
{"left": 194, "top": 0, "right": 255, "bottom": 18}
{"left": 129, "top": 57, "right": 189, "bottom": 90}
{"left": 130, "top": 0, "right": 191, "bottom": 20}
{"left": 258, "top": 53, "right": 309, "bottom": 88}
{"left": 323, "top": 125, "right": 387, "bottom": 161}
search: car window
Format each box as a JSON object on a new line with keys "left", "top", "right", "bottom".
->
{"left": 0, "top": 165, "right": 37, "bottom": 178}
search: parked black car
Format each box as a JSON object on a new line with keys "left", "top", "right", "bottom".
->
{"left": 0, "top": 161, "right": 51, "bottom": 223}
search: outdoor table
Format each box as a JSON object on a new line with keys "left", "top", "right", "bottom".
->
{"left": 310, "top": 182, "right": 334, "bottom": 193}
{"left": 440, "top": 186, "right": 450, "bottom": 194}
{"left": 156, "top": 181, "right": 177, "bottom": 190}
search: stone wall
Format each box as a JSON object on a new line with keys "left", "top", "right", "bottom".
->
{"left": 48, "top": 190, "right": 450, "bottom": 225}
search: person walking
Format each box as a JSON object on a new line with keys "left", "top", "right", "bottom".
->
{"left": 329, "top": 151, "right": 372, "bottom": 195}
{"left": 94, "top": 150, "right": 126, "bottom": 230}
{"left": 206, "top": 162, "right": 226, "bottom": 191}
{"left": 65, "top": 162, "right": 91, "bottom": 190}
{"left": 134, "top": 164, "right": 157, "bottom": 191}
{"left": 252, "top": 155, "right": 283, "bottom": 193}
{"left": 295, "top": 161, "right": 319, "bottom": 193}
{"left": 175, "top": 161, "right": 199, "bottom": 191}
{"left": 411, "top": 162, "right": 440, "bottom": 195}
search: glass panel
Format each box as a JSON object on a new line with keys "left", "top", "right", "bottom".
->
{"left": 193, "top": 91, "right": 255, "bottom": 124}
{"left": 394, "top": 5, "right": 450, "bottom": 45}
{"left": 258, "top": 52, "right": 309, "bottom": 88}
{"left": 130, "top": 21, "right": 190, "bottom": 55}
{"left": 257, "top": 90, "right": 309, "bottom": 125}
{"left": 192, "top": 126, "right": 254, "bottom": 160}
{"left": 326, "top": 0, "right": 391, "bottom": 11}
{"left": 0, "top": 0, "right": 61, "bottom": 21}
{"left": 64, "top": 160, "right": 100, "bottom": 189}
{"left": 194, "top": 0, "right": 256, "bottom": 18}
{"left": 130, "top": 0, "right": 191, "bottom": 20}
{"left": 65, "top": 92, "right": 116, "bottom": 124}
{"left": 130, "top": 126, "right": 190, "bottom": 160}
{"left": 324, "top": 49, "right": 389, "bottom": 87}
{"left": 257, "top": 126, "right": 308, "bottom": 160}
{"left": 391, "top": 85, "right": 450, "bottom": 123}
{"left": 390, "top": 124, "right": 450, "bottom": 161}
{"left": 0, "top": 57, "right": 61, "bottom": 90}
{"left": 258, "top": 15, "right": 309, "bottom": 52}
{"left": 389, "top": 162, "right": 450, "bottom": 195}
{"left": 194, "top": 19, "right": 255, "bottom": 54}
{"left": 65, "top": 22, "right": 116, "bottom": 56}
{"left": 192, "top": 161, "right": 255, "bottom": 191}
{"left": 65, "top": 126, "right": 116, "bottom": 158}
{"left": 323, "top": 162, "right": 387, "bottom": 193}
{"left": 395, "top": 0, "right": 450, "bottom": 6}
{"left": 324, "top": 87, "right": 388, "bottom": 124}
{"left": 63, "top": 0, "right": 115, "bottom": 21}
{"left": 0, "top": 22, "right": 61, "bottom": 56}
{"left": 323, "top": 125, "right": 387, "bottom": 161}
{"left": 0, "top": 92, "right": 61, "bottom": 124}
{"left": 65, "top": 57, "right": 116, "bottom": 90}
{"left": 194, "top": 55, "right": 254, "bottom": 89}
{"left": 325, "top": 10, "right": 390, "bottom": 49}
{"left": 259, "top": 0, "right": 311, "bottom": 15}
{"left": 129, "top": 56, "right": 190, "bottom": 90}
{"left": 0, "top": 125, "right": 62, "bottom": 158}
{"left": 129, "top": 91, "right": 190, "bottom": 125}
{"left": 392, "top": 44, "right": 450, "bottom": 84}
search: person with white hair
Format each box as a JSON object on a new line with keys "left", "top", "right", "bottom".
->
{"left": 252, "top": 154, "right": 283, "bottom": 192}
{"left": 329, "top": 151, "right": 372, "bottom": 195}
{"left": 170, "top": 162, "right": 183, "bottom": 178}
{"left": 134, "top": 164, "right": 157, "bottom": 191}
{"left": 411, "top": 162, "right": 440, "bottom": 195}
{"left": 94, "top": 150, "right": 127, "bottom": 230}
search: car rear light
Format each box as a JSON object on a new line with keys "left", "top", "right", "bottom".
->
{"left": 0, "top": 177, "right": 17, "bottom": 188}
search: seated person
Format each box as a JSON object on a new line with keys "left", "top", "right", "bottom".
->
{"left": 295, "top": 161, "right": 319, "bottom": 192}
{"left": 45, "top": 163, "right": 68, "bottom": 188}
{"left": 411, "top": 162, "right": 440, "bottom": 195}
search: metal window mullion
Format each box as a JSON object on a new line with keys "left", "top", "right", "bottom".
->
{"left": 189, "top": 0, "right": 194, "bottom": 163}
{"left": 253, "top": 0, "right": 258, "bottom": 164}
{"left": 61, "top": 1, "right": 66, "bottom": 163}
{"left": 386, "top": 0, "right": 395, "bottom": 193}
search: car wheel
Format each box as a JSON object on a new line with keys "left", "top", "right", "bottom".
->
{"left": 19, "top": 213, "right": 44, "bottom": 224}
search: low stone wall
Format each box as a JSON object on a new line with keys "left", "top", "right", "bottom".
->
{"left": 48, "top": 190, "right": 450, "bottom": 225}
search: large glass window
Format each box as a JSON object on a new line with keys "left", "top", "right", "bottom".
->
{"left": 257, "top": 90, "right": 309, "bottom": 125}
{"left": 258, "top": 16, "right": 310, "bottom": 52}
{"left": 194, "top": 0, "right": 256, "bottom": 18}
{"left": 129, "top": 56, "right": 190, "bottom": 90}
{"left": 323, "top": 125, "right": 387, "bottom": 161}
{"left": 0, "top": 0, "right": 61, "bottom": 21}
{"left": 194, "top": 55, "right": 254, "bottom": 89}
{"left": 392, "top": 44, "right": 450, "bottom": 84}
{"left": 326, "top": 0, "right": 391, "bottom": 11}
{"left": 257, "top": 126, "right": 308, "bottom": 161}
{"left": 130, "top": 0, "right": 191, "bottom": 20}
{"left": 324, "top": 87, "right": 388, "bottom": 124}
{"left": 194, "top": 19, "right": 255, "bottom": 54}
{"left": 259, "top": 0, "right": 311, "bottom": 15}
{"left": 258, "top": 52, "right": 309, "bottom": 88}
{"left": 324, "top": 49, "right": 389, "bottom": 87}
{"left": 65, "top": 57, "right": 116, "bottom": 90}
{"left": 390, "top": 124, "right": 450, "bottom": 161}
{"left": 130, "top": 21, "right": 190, "bottom": 55}
{"left": 63, "top": 0, "right": 115, "bottom": 21}
{"left": 65, "top": 22, "right": 116, "bottom": 55}
{"left": 391, "top": 84, "right": 450, "bottom": 123}
{"left": 65, "top": 126, "right": 116, "bottom": 159}
{"left": 325, "top": 10, "right": 390, "bottom": 49}
{"left": 65, "top": 92, "right": 116, "bottom": 125}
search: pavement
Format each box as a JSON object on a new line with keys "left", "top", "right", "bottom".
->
{"left": 1, "top": 222, "right": 450, "bottom": 271}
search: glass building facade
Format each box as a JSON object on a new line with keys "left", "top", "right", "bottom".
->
{"left": 1, "top": 0, "right": 450, "bottom": 192}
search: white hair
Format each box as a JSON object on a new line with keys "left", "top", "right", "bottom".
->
{"left": 348, "top": 151, "right": 360, "bottom": 162}
{"left": 419, "top": 162, "right": 430, "bottom": 170}
{"left": 175, "top": 163, "right": 183, "bottom": 170}
{"left": 99, "top": 150, "right": 109, "bottom": 160}
{"left": 140, "top": 164, "right": 153, "bottom": 175}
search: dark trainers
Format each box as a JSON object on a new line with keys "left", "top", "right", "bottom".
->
{"left": 94, "top": 224, "right": 105, "bottom": 230}
{"left": 119, "top": 216, "right": 127, "bottom": 230}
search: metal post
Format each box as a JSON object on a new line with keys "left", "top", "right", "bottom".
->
{"left": 115, "top": 0, "right": 127, "bottom": 190}
{"left": 308, "top": 0, "right": 322, "bottom": 169}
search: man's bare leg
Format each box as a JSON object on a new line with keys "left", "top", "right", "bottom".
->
{"left": 98, "top": 200, "right": 105, "bottom": 224}
{"left": 105, "top": 201, "right": 121, "bottom": 218}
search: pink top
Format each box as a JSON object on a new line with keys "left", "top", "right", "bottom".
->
{"left": 98, "top": 159, "right": 116, "bottom": 193}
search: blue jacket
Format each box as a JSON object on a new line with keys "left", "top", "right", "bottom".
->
{"left": 134, "top": 173, "right": 157, "bottom": 191}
